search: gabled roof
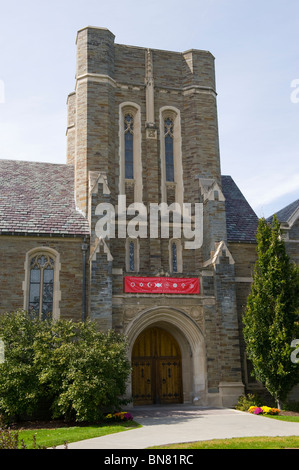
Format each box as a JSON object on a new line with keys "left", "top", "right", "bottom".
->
{"left": 0, "top": 159, "right": 90, "bottom": 236}
{"left": 221, "top": 175, "right": 259, "bottom": 243}
{"left": 267, "top": 199, "right": 299, "bottom": 226}
{"left": 0, "top": 159, "right": 259, "bottom": 242}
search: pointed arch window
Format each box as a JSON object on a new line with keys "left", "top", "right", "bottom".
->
{"left": 24, "top": 248, "right": 61, "bottom": 320}
{"left": 119, "top": 103, "right": 143, "bottom": 202}
{"left": 28, "top": 254, "right": 54, "bottom": 319}
{"left": 124, "top": 114, "right": 134, "bottom": 179}
{"left": 164, "top": 117, "right": 174, "bottom": 182}
{"left": 160, "top": 107, "right": 183, "bottom": 207}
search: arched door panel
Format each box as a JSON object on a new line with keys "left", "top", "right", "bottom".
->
{"left": 132, "top": 327, "right": 183, "bottom": 405}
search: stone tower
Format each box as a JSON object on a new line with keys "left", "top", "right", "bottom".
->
{"left": 66, "top": 26, "right": 244, "bottom": 407}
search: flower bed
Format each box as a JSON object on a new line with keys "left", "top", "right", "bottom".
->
{"left": 105, "top": 411, "right": 134, "bottom": 422}
{"left": 249, "top": 406, "right": 280, "bottom": 415}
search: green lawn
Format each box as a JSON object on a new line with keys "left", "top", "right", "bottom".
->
{"left": 11, "top": 413, "right": 299, "bottom": 449}
{"left": 150, "top": 435, "right": 299, "bottom": 449}
{"left": 150, "top": 414, "right": 299, "bottom": 449}
{"left": 17, "top": 421, "right": 141, "bottom": 449}
{"left": 263, "top": 414, "right": 299, "bottom": 423}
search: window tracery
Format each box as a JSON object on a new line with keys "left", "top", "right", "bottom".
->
{"left": 124, "top": 113, "right": 134, "bottom": 179}
{"left": 23, "top": 247, "right": 60, "bottom": 320}
{"left": 160, "top": 107, "right": 183, "bottom": 207}
{"left": 164, "top": 117, "right": 174, "bottom": 182}
{"left": 119, "top": 103, "right": 142, "bottom": 202}
{"left": 28, "top": 254, "right": 54, "bottom": 319}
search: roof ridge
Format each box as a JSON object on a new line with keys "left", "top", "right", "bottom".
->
{"left": 0, "top": 158, "right": 69, "bottom": 167}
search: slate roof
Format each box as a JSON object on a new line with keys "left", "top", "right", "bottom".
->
{"left": 0, "top": 159, "right": 258, "bottom": 242}
{"left": 221, "top": 175, "right": 259, "bottom": 243}
{"left": 0, "top": 159, "right": 90, "bottom": 236}
{"left": 267, "top": 199, "right": 299, "bottom": 224}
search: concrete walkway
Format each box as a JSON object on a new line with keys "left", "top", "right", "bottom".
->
{"left": 58, "top": 405, "right": 299, "bottom": 449}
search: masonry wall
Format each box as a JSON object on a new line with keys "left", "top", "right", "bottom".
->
{"left": 228, "top": 241, "right": 258, "bottom": 385}
{"left": 69, "top": 27, "right": 223, "bottom": 274}
{"left": 286, "top": 219, "right": 299, "bottom": 264}
{"left": 66, "top": 26, "right": 245, "bottom": 405}
{"left": 0, "top": 236, "right": 85, "bottom": 320}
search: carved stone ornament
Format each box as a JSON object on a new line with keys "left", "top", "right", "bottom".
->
{"left": 146, "top": 127, "right": 157, "bottom": 139}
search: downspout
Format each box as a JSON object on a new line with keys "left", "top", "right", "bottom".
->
{"left": 81, "top": 237, "right": 88, "bottom": 322}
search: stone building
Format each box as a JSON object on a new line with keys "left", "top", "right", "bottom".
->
{"left": 0, "top": 26, "right": 298, "bottom": 407}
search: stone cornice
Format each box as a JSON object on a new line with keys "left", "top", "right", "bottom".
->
{"left": 75, "top": 72, "right": 217, "bottom": 96}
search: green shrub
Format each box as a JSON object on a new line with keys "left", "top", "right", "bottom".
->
{"left": 0, "top": 310, "right": 49, "bottom": 420}
{"left": 0, "top": 416, "right": 47, "bottom": 449}
{"left": 283, "top": 400, "right": 299, "bottom": 412}
{"left": 0, "top": 310, "right": 131, "bottom": 422}
{"left": 0, "top": 418, "right": 19, "bottom": 449}
{"left": 235, "top": 393, "right": 263, "bottom": 411}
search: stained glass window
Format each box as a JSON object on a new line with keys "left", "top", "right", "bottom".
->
{"left": 28, "top": 254, "right": 54, "bottom": 320}
{"left": 164, "top": 117, "right": 174, "bottom": 182}
{"left": 124, "top": 114, "right": 134, "bottom": 179}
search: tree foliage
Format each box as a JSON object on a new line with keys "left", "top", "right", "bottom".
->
{"left": 243, "top": 216, "right": 299, "bottom": 407}
{"left": 0, "top": 311, "right": 131, "bottom": 422}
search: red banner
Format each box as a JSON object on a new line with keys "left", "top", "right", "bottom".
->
{"left": 124, "top": 277, "right": 199, "bottom": 294}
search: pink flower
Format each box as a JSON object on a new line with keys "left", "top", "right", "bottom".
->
{"left": 254, "top": 407, "right": 263, "bottom": 415}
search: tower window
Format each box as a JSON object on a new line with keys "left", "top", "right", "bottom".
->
{"left": 160, "top": 107, "right": 183, "bottom": 207}
{"left": 119, "top": 103, "right": 142, "bottom": 202}
{"left": 164, "top": 117, "right": 174, "bottom": 182}
{"left": 124, "top": 114, "right": 134, "bottom": 179}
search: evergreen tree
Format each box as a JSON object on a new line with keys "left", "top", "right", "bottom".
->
{"left": 243, "top": 216, "right": 299, "bottom": 408}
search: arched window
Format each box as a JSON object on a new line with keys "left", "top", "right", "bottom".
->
{"left": 124, "top": 114, "right": 134, "bottom": 179}
{"left": 164, "top": 117, "right": 174, "bottom": 182}
{"left": 24, "top": 248, "right": 61, "bottom": 320}
{"left": 160, "top": 107, "right": 183, "bottom": 206}
{"left": 29, "top": 254, "right": 54, "bottom": 319}
{"left": 119, "top": 103, "right": 142, "bottom": 202}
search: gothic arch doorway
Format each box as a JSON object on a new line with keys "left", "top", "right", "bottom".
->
{"left": 132, "top": 326, "right": 183, "bottom": 405}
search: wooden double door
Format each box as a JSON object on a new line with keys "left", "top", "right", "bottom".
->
{"left": 132, "top": 327, "right": 183, "bottom": 405}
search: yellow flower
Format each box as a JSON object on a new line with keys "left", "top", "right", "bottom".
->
{"left": 248, "top": 406, "right": 257, "bottom": 412}
{"left": 261, "top": 406, "right": 271, "bottom": 413}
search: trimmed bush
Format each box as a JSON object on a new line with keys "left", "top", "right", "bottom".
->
{"left": 0, "top": 310, "right": 131, "bottom": 422}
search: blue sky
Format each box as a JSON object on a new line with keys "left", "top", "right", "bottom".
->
{"left": 0, "top": 0, "right": 298, "bottom": 218}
